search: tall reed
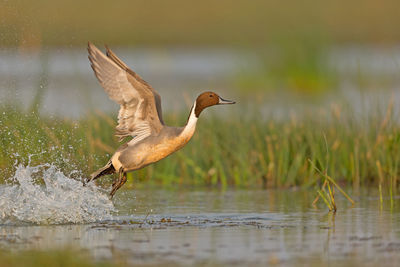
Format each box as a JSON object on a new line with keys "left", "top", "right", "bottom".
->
{"left": 0, "top": 102, "right": 399, "bottom": 192}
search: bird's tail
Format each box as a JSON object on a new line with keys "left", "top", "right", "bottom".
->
{"left": 86, "top": 160, "right": 115, "bottom": 184}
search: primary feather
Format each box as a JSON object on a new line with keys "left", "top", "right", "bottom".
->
{"left": 88, "top": 42, "right": 164, "bottom": 144}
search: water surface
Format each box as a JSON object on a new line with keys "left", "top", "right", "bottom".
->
{"left": 0, "top": 165, "right": 399, "bottom": 266}
{"left": 2, "top": 46, "right": 400, "bottom": 118}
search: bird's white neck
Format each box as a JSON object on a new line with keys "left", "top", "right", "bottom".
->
{"left": 181, "top": 101, "right": 198, "bottom": 139}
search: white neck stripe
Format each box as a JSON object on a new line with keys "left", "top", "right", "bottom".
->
{"left": 181, "top": 101, "right": 198, "bottom": 137}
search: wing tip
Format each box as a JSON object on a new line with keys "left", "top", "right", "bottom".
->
{"left": 87, "top": 42, "right": 106, "bottom": 58}
{"left": 87, "top": 42, "right": 97, "bottom": 63}
{"left": 87, "top": 41, "right": 95, "bottom": 54}
{"left": 87, "top": 42, "right": 103, "bottom": 82}
{"left": 105, "top": 44, "right": 111, "bottom": 54}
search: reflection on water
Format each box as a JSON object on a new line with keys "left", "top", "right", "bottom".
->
{"left": 1, "top": 189, "right": 399, "bottom": 266}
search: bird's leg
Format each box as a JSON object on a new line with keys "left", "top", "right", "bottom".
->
{"left": 111, "top": 176, "right": 118, "bottom": 189}
{"left": 110, "top": 172, "right": 127, "bottom": 199}
{"left": 110, "top": 168, "right": 127, "bottom": 199}
{"left": 110, "top": 168, "right": 123, "bottom": 198}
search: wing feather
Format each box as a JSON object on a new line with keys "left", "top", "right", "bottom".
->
{"left": 105, "top": 46, "right": 164, "bottom": 124}
{"left": 88, "top": 42, "right": 164, "bottom": 143}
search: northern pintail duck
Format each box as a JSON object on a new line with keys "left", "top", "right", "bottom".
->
{"left": 86, "top": 43, "right": 235, "bottom": 198}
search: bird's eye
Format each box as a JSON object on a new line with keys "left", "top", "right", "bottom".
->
{"left": 209, "top": 94, "right": 213, "bottom": 97}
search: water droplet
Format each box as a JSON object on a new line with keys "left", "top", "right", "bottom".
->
{"left": 0, "top": 162, "right": 115, "bottom": 224}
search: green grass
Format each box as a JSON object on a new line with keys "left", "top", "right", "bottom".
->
{"left": 1, "top": 101, "right": 399, "bottom": 193}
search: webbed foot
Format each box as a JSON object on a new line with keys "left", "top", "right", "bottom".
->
{"left": 110, "top": 168, "right": 127, "bottom": 199}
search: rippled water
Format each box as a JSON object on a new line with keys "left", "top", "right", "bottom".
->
{"left": 0, "top": 164, "right": 399, "bottom": 266}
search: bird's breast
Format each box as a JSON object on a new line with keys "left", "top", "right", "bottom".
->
{"left": 144, "top": 135, "right": 190, "bottom": 164}
{"left": 119, "top": 129, "right": 194, "bottom": 171}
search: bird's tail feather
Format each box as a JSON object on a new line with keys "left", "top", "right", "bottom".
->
{"left": 86, "top": 161, "right": 115, "bottom": 184}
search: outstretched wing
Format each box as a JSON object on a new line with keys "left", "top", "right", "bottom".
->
{"left": 88, "top": 42, "right": 164, "bottom": 143}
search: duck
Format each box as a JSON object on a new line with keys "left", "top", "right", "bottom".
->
{"left": 86, "top": 43, "right": 235, "bottom": 198}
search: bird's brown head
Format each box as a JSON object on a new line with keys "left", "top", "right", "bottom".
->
{"left": 194, "top": 91, "right": 235, "bottom": 117}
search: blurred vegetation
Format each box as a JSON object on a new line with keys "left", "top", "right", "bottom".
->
{"left": 1, "top": 99, "right": 399, "bottom": 194}
{"left": 1, "top": 0, "right": 400, "bottom": 48}
{"left": 236, "top": 35, "right": 338, "bottom": 95}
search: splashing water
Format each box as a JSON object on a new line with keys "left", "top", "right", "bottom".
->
{"left": 0, "top": 163, "right": 115, "bottom": 225}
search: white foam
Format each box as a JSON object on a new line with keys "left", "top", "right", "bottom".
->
{"left": 0, "top": 163, "right": 115, "bottom": 225}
